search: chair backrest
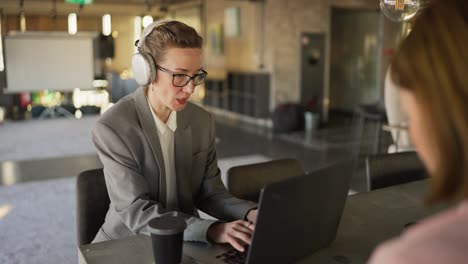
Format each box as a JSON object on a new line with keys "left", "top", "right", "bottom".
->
{"left": 365, "top": 151, "right": 427, "bottom": 191}
{"left": 76, "top": 168, "right": 110, "bottom": 246}
{"left": 226, "top": 159, "right": 305, "bottom": 203}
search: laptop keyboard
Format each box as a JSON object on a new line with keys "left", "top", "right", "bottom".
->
{"left": 216, "top": 249, "right": 247, "bottom": 264}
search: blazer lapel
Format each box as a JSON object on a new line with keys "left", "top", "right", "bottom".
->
{"left": 174, "top": 107, "right": 193, "bottom": 213}
{"left": 133, "top": 87, "right": 166, "bottom": 206}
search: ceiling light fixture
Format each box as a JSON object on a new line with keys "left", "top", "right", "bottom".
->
{"left": 142, "top": 15, "right": 154, "bottom": 28}
{"left": 68, "top": 3, "right": 85, "bottom": 35}
{"left": 142, "top": 0, "right": 154, "bottom": 28}
{"left": 18, "top": 0, "right": 26, "bottom": 33}
{"left": 134, "top": 16, "right": 142, "bottom": 53}
{"left": 380, "top": 0, "right": 420, "bottom": 22}
{"left": 0, "top": 8, "right": 4, "bottom": 72}
{"left": 50, "top": 0, "right": 58, "bottom": 28}
{"left": 102, "top": 14, "right": 111, "bottom": 36}
{"left": 68, "top": 13, "right": 77, "bottom": 35}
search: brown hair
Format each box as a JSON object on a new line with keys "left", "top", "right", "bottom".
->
{"left": 390, "top": 0, "right": 468, "bottom": 202}
{"left": 141, "top": 20, "right": 203, "bottom": 64}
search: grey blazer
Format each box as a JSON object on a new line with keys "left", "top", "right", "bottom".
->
{"left": 92, "top": 87, "right": 256, "bottom": 243}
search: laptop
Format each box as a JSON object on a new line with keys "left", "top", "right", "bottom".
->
{"left": 183, "top": 159, "right": 353, "bottom": 264}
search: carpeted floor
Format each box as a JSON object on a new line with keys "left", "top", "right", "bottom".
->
{"left": 0, "top": 116, "right": 99, "bottom": 162}
{"left": 0, "top": 154, "right": 270, "bottom": 264}
{"left": 0, "top": 177, "right": 77, "bottom": 264}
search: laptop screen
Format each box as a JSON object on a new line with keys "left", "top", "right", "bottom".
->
{"left": 245, "top": 159, "right": 353, "bottom": 264}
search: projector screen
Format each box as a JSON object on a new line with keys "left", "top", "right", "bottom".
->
{"left": 4, "top": 32, "right": 95, "bottom": 93}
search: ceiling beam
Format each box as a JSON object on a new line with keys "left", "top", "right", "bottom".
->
{"left": 0, "top": 0, "right": 201, "bottom": 17}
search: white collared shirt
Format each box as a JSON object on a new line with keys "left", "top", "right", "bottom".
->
{"left": 147, "top": 99, "right": 178, "bottom": 210}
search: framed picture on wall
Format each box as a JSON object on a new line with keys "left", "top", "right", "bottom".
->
{"left": 225, "top": 7, "right": 240, "bottom": 37}
{"left": 210, "top": 23, "right": 224, "bottom": 55}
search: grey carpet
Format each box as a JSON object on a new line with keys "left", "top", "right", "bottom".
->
{"left": 0, "top": 116, "right": 99, "bottom": 162}
{"left": 0, "top": 177, "right": 77, "bottom": 264}
{"left": 278, "top": 127, "right": 367, "bottom": 151}
{"left": 0, "top": 154, "right": 270, "bottom": 264}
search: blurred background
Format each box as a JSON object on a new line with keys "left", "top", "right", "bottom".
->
{"left": 0, "top": 0, "right": 420, "bottom": 263}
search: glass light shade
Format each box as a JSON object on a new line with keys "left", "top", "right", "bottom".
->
{"left": 20, "top": 11, "right": 26, "bottom": 32}
{"left": 102, "top": 14, "right": 111, "bottom": 36}
{"left": 142, "top": 15, "right": 154, "bottom": 28}
{"left": 68, "top": 13, "right": 77, "bottom": 35}
{"left": 134, "top": 16, "right": 142, "bottom": 53}
{"left": 0, "top": 11, "right": 4, "bottom": 72}
{"left": 380, "top": 0, "right": 420, "bottom": 22}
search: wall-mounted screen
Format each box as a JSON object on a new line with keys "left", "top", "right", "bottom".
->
{"left": 4, "top": 32, "right": 95, "bottom": 93}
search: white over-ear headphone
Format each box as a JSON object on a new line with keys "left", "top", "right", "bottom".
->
{"left": 132, "top": 20, "right": 169, "bottom": 86}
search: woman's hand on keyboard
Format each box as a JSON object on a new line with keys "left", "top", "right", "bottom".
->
{"left": 207, "top": 220, "right": 255, "bottom": 252}
{"left": 246, "top": 209, "right": 258, "bottom": 224}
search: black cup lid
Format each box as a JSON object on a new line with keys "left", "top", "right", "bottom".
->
{"left": 148, "top": 216, "right": 187, "bottom": 235}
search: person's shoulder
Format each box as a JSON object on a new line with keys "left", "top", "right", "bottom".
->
{"left": 369, "top": 206, "right": 468, "bottom": 264}
{"left": 368, "top": 238, "right": 413, "bottom": 264}
{"left": 183, "top": 102, "right": 212, "bottom": 121}
{"left": 185, "top": 102, "right": 210, "bottom": 114}
{"left": 95, "top": 92, "right": 138, "bottom": 129}
{"left": 407, "top": 204, "right": 468, "bottom": 242}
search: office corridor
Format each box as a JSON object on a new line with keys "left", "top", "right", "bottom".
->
{"left": 0, "top": 114, "right": 375, "bottom": 189}
{"left": 0, "top": 113, "right": 385, "bottom": 263}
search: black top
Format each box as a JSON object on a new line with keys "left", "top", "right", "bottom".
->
{"left": 148, "top": 215, "right": 187, "bottom": 235}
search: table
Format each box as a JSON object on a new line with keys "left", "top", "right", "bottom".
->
{"left": 79, "top": 180, "right": 444, "bottom": 264}
{"left": 296, "top": 180, "right": 444, "bottom": 263}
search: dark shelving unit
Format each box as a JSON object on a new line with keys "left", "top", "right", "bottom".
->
{"left": 204, "top": 72, "right": 270, "bottom": 118}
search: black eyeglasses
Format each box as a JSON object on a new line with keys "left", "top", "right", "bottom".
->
{"left": 156, "top": 65, "right": 208, "bottom": 87}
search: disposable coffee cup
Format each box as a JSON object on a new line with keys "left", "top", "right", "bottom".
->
{"left": 148, "top": 215, "right": 187, "bottom": 264}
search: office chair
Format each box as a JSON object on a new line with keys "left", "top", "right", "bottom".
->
{"left": 226, "top": 159, "right": 305, "bottom": 203}
{"left": 76, "top": 168, "right": 110, "bottom": 246}
{"left": 365, "top": 151, "right": 427, "bottom": 191}
{"left": 352, "top": 103, "right": 387, "bottom": 155}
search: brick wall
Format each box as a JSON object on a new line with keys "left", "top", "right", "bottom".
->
{"left": 203, "top": 0, "right": 263, "bottom": 79}
{"left": 203, "top": 0, "right": 378, "bottom": 112}
{"left": 264, "top": 0, "right": 378, "bottom": 111}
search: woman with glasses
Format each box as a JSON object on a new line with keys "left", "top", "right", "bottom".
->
{"left": 369, "top": 0, "right": 468, "bottom": 263}
{"left": 91, "top": 20, "right": 258, "bottom": 252}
